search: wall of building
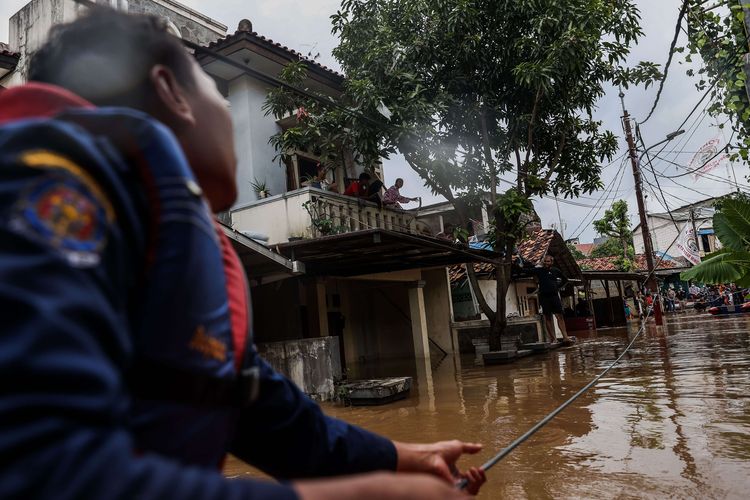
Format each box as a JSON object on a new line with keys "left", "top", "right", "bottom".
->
{"left": 228, "top": 75, "right": 288, "bottom": 207}
{"left": 4, "top": 0, "right": 225, "bottom": 85}
{"left": 633, "top": 215, "right": 713, "bottom": 255}
{"left": 128, "top": 0, "right": 225, "bottom": 45}
{"left": 476, "top": 279, "right": 521, "bottom": 317}
{"left": 423, "top": 268, "right": 454, "bottom": 353}
{"left": 230, "top": 188, "right": 312, "bottom": 244}
{"left": 257, "top": 336, "right": 342, "bottom": 401}
{"left": 6, "top": 0, "right": 77, "bottom": 86}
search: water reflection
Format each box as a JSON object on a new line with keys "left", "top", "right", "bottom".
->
{"left": 228, "top": 313, "right": 750, "bottom": 498}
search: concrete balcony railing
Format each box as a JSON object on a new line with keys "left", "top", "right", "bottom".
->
{"left": 230, "top": 187, "right": 422, "bottom": 245}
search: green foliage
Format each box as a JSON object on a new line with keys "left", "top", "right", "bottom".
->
{"left": 485, "top": 189, "right": 535, "bottom": 250}
{"left": 613, "top": 255, "right": 636, "bottom": 272}
{"left": 683, "top": 1, "right": 750, "bottom": 164}
{"left": 590, "top": 238, "right": 635, "bottom": 259}
{"left": 264, "top": 0, "right": 658, "bottom": 332}
{"left": 302, "top": 201, "right": 347, "bottom": 236}
{"left": 250, "top": 178, "right": 269, "bottom": 195}
{"left": 592, "top": 199, "right": 633, "bottom": 264}
{"left": 682, "top": 197, "right": 750, "bottom": 285}
{"left": 328, "top": 0, "right": 658, "bottom": 204}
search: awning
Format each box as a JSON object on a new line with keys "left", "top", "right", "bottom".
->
{"left": 220, "top": 224, "right": 304, "bottom": 285}
{"left": 275, "top": 229, "right": 499, "bottom": 277}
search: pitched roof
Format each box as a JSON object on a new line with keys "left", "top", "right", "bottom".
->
{"left": 205, "top": 20, "right": 343, "bottom": 82}
{"left": 574, "top": 243, "right": 596, "bottom": 256}
{"left": 578, "top": 254, "right": 679, "bottom": 272}
{"left": 448, "top": 229, "right": 581, "bottom": 284}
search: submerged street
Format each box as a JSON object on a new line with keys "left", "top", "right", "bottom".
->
{"left": 229, "top": 313, "right": 750, "bottom": 498}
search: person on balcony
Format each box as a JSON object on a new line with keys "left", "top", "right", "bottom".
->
{"left": 382, "top": 178, "right": 419, "bottom": 210}
{"left": 303, "top": 163, "right": 338, "bottom": 192}
{"left": 344, "top": 172, "right": 371, "bottom": 198}
{"left": 0, "top": 9, "right": 486, "bottom": 500}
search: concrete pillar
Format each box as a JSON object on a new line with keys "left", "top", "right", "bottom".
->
{"left": 304, "top": 279, "right": 329, "bottom": 337}
{"left": 423, "top": 269, "right": 453, "bottom": 354}
{"left": 408, "top": 280, "right": 430, "bottom": 358}
{"left": 414, "top": 354, "right": 435, "bottom": 412}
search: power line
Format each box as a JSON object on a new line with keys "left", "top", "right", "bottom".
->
{"left": 660, "top": 129, "right": 736, "bottom": 179}
{"left": 639, "top": 0, "right": 689, "bottom": 124}
{"left": 568, "top": 155, "right": 630, "bottom": 240}
{"left": 637, "top": 124, "right": 681, "bottom": 231}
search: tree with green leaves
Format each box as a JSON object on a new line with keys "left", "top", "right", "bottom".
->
{"left": 592, "top": 200, "right": 635, "bottom": 267}
{"left": 682, "top": 195, "right": 750, "bottom": 285}
{"left": 265, "top": 0, "right": 659, "bottom": 350}
{"left": 683, "top": 1, "right": 750, "bottom": 163}
{"left": 567, "top": 243, "right": 587, "bottom": 261}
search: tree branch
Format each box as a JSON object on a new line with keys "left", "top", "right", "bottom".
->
{"left": 538, "top": 131, "right": 568, "bottom": 193}
{"left": 479, "top": 107, "right": 497, "bottom": 205}
{"left": 522, "top": 87, "right": 544, "bottom": 168}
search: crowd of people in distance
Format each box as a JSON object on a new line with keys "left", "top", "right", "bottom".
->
{"left": 624, "top": 283, "right": 749, "bottom": 319}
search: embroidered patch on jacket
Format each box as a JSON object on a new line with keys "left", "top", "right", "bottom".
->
{"left": 11, "top": 175, "right": 109, "bottom": 267}
{"left": 188, "top": 326, "right": 228, "bottom": 363}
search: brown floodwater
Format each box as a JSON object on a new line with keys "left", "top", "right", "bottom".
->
{"left": 226, "top": 312, "right": 750, "bottom": 499}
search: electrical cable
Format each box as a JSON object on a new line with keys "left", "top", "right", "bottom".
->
{"left": 659, "top": 130, "right": 736, "bottom": 179}
{"left": 567, "top": 156, "right": 630, "bottom": 240}
{"left": 637, "top": 125, "right": 681, "bottom": 231}
{"left": 457, "top": 228, "right": 684, "bottom": 491}
{"left": 639, "top": 0, "right": 689, "bottom": 124}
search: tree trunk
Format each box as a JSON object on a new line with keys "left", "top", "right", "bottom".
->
{"left": 489, "top": 259, "right": 512, "bottom": 351}
{"left": 466, "top": 264, "right": 496, "bottom": 324}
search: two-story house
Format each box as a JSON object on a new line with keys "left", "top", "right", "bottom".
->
{"left": 2, "top": 0, "right": 500, "bottom": 398}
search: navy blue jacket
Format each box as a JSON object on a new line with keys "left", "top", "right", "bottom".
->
{"left": 0, "top": 84, "right": 396, "bottom": 499}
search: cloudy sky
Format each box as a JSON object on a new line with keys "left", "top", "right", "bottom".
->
{"left": 2, "top": 0, "right": 747, "bottom": 242}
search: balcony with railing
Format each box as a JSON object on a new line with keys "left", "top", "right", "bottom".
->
{"left": 229, "top": 187, "right": 424, "bottom": 245}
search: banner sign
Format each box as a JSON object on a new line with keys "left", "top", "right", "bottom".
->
{"left": 676, "top": 222, "right": 701, "bottom": 266}
{"left": 689, "top": 137, "right": 727, "bottom": 179}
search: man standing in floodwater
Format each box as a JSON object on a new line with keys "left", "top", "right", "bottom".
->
{"left": 0, "top": 8, "right": 485, "bottom": 499}
{"left": 526, "top": 255, "right": 573, "bottom": 344}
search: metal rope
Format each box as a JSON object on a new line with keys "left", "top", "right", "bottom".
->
{"left": 457, "top": 230, "right": 682, "bottom": 489}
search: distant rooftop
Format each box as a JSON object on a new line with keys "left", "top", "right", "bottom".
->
{"left": 578, "top": 254, "right": 681, "bottom": 272}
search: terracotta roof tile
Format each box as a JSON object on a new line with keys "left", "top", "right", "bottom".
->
{"left": 578, "top": 254, "right": 679, "bottom": 272}
{"left": 448, "top": 229, "right": 565, "bottom": 284}
{"left": 574, "top": 243, "right": 596, "bottom": 256}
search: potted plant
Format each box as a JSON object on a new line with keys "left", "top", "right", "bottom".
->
{"left": 251, "top": 178, "right": 270, "bottom": 198}
{"left": 301, "top": 173, "right": 322, "bottom": 189}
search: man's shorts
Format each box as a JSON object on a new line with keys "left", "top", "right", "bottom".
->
{"left": 539, "top": 294, "right": 563, "bottom": 316}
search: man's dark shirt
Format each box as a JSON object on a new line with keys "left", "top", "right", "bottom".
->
{"left": 528, "top": 266, "right": 568, "bottom": 297}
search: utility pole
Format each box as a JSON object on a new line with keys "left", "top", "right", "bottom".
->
{"left": 742, "top": 2, "right": 750, "bottom": 103}
{"left": 619, "top": 90, "right": 663, "bottom": 325}
{"left": 690, "top": 208, "right": 700, "bottom": 250}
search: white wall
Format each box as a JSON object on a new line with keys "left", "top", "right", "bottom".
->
{"left": 230, "top": 189, "right": 312, "bottom": 244}
{"left": 476, "top": 280, "right": 520, "bottom": 318}
{"left": 228, "top": 75, "right": 287, "bottom": 207}
{"left": 633, "top": 215, "right": 713, "bottom": 255}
